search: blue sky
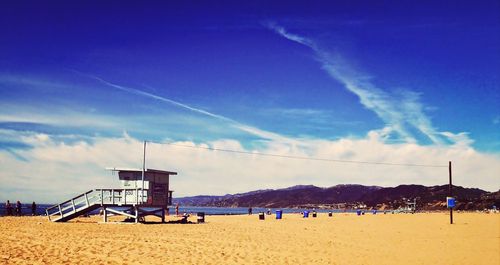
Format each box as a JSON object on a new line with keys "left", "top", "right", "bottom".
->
{"left": 1, "top": 1, "right": 499, "bottom": 202}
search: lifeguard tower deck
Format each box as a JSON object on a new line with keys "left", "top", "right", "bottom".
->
{"left": 46, "top": 168, "right": 177, "bottom": 223}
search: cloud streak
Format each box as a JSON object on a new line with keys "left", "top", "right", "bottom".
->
{"left": 268, "top": 23, "right": 452, "bottom": 145}
{"left": 81, "top": 73, "right": 235, "bottom": 123}
{"left": 78, "top": 72, "right": 299, "bottom": 145}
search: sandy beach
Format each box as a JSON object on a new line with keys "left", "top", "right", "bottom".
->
{"left": 0, "top": 212, "right": 498, "bottom": 265}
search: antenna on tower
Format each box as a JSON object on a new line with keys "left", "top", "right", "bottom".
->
{"left": 141, "top": 140, "right": 147, "bottom": 203}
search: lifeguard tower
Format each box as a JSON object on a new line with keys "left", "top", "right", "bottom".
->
{"left": 396, "top": 198, "right": 417, "bottom": 213}
{"left": 46, "top": 168, "right": 177, "bottom": 223}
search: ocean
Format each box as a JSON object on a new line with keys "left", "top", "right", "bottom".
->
{"left": 0, "top": 203, "right": 350, "bottom": 217}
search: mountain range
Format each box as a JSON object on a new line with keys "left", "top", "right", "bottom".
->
{"left": 173, "top": 184, "right": 499, "bottom": 210}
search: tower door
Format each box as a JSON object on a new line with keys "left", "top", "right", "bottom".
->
{"left": 152, "top": 183, "right": 167, "bottom": 206}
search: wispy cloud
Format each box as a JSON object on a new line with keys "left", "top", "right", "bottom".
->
{"left": 268, "top": 108, "right": 326, "bottom": 117}
{"left": 0, "top": 73, "right": 68, "bottom": 90}
{"left": 267, "top": 23, "right": 454, "bottom": 145}
{"left": 266, "top": 22, "right": 318, "bottom": 49}
{"left": 261, "top": 108, "right": 361, "bottom": 127}
{"left": 493, "top": 116, "right": 500, "bottom": 125}
{"left": 0, "top": 110, "right": 121, "bottom": 129}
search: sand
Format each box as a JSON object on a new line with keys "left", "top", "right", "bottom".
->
{"left": 0, "top": 212, "right": 498, "bottom": 264}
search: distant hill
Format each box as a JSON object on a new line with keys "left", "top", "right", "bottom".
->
{"left": 173, "top": 184, "right": 499, "bottom": 210}
{"left": 359, "top": 184, "right": 492, "bottom": 210}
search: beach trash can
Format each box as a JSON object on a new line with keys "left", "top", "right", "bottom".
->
{"left": 446, "top": 197, "right": 455, "bottom": 208}
{"left": 356, "top": 209, "right": 361, "bottom": 216}
{"left": 259, "top": 212, "right": 265, "bottom": 220}
{"left": 276, "top": 210, "right": 283, "bottom": 220}
{"left": 328, "top": 212, "right": 332, "bottom": 217}
{"left": 312, "top": 211, "right": 317, "bottom": 218}
{"left": 197, "top": 212, "right": 205, "bottom": 223}
{"left": 303, "top": 211, "right": 309, "bottom": 218}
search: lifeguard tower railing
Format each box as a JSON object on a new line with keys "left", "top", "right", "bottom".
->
{"left": 46, "top": 188, "right": 173, "bottom": 222}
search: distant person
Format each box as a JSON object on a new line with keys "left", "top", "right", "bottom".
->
{"left": 31, "top": 201, "right": 37, "bottom": 216}
{"left": 5, "top": 200, "right": 13, "bottom": 216}
{"left": 16, "top": 201, "right": 22, "bottom": 216}
{"left": 248, "top": 207, "right": 252, "bottom": 215}
{"left": 175, "top": 203, "right": 179, "bottom": 216}
{"left": 267, "top": 208, "right": 271, "bottom": 215}
{"left": 181, "top": 213, "right": 189, "bottom": 224}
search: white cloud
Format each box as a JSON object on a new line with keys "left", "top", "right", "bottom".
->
{"left": 1, "top": 130, "right": 498, "bottom": 204}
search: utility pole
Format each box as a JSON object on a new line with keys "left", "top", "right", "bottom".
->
{"left": 141, "top": 141, "right": 146, "bottom": 203}
{"left": 449, "top": 161, "right": 453, "bottom": 224}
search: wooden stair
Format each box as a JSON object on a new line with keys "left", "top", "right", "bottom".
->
{"left": 46, "top": 188, "right": 145, "bottom": 222}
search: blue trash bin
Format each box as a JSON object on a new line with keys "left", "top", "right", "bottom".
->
{"left": 356, "top": 209, "right": 361, "bottom": 216}
{"left": 303, "top": 211, "right": 309, "bottom": 218}
{"left": 276, "top": 210, "right": 282, "bottom": 220}
{"left": 446, "top": 197, "right": 455, "bottom": 208}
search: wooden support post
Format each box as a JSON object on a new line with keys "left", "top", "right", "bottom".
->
{"left": 135, "top": 206, "right": 139, "bottom": 224}
{"left": 162, "top": 208, "right": 165, "bottom": 223}
{"left": 84, "top": 193, "right": 90, "bottom": 207}
{"left": 449, "top": 161, "right": 453, "bottom": 224}
{"left": 103, "top": 206, "right": 107, "bottom": 223}
{"left": 71, "top": 199, "right": 76, "bottom": 212}
{"left": 111, "top": 189, "right": 115, "bottom": 204}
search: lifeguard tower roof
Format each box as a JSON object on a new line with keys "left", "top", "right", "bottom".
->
{"left": 106, "top": 168, "right": 177, "bottom": 175}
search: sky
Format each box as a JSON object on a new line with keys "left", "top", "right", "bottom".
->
{"left": 1, "top": 1, "right": 499, "bottom": 203}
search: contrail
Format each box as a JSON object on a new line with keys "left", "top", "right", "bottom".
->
{"left": 75, "top": 71, "right": 297, "bottom": 144}
{"left": 83, "top": 73, "right": 235, "bottom": 123}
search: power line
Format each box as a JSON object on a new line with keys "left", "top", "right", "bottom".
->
{"left": 148, "top": 140, "right": 448, "bottom": 168}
